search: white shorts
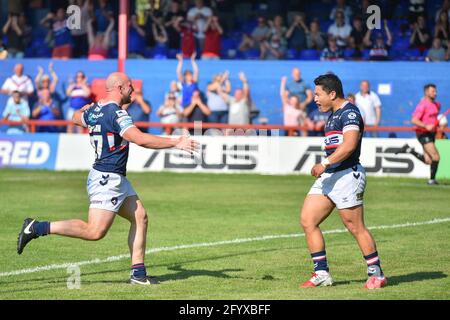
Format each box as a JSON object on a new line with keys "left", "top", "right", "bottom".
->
{"left": 87, "top": 168, "right": 137, "bottom": 213}
{"left": 308, "top": 164, "right": 366, "bottom": 209}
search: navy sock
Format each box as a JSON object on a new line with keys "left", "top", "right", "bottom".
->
{"left": 34, "top": 221, "right": 50, "bottom": 236}
{"left": 364, "top": 251, "right": 384, "bottom": 276}
{"left": 131, "top": 263, "right": 147, "bottom": 278}
{"left": 311, "top": 250, "right": 329, "bottom": 272}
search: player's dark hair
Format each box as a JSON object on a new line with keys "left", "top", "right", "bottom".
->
{"left": 424, "top": 83, "right": 436, "bottom": 91}
{"left": 314, "top": 74, "right": 344, "bottom": 98}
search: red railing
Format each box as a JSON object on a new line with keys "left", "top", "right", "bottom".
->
{"left": 0, "top": 119, "right": 449, "bottom": 137}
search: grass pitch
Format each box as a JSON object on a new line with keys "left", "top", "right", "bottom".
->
{"left": 0, "top": 169, "right": 449, "bottom": 300}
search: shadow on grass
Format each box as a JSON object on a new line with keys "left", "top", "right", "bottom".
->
{"left": 333, "top": 271, "right": 447, "bottom": 287}
{"left": 0, "top": 246, "right": 286, "bottom": 290}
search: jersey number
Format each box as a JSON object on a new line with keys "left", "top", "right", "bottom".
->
{"left": 89, "top": 125, "right": 114, "bottom": 160}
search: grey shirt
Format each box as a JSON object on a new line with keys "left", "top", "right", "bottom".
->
{"left": 285, "top": 79, "right": 311, "bottom": 102}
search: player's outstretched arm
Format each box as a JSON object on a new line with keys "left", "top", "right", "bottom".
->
{"left": 123, "top": 126, "right": 199, "bottom": 153}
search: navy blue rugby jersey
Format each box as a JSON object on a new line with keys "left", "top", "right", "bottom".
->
{"left": 82, "top": 101, "right": 135, "bottom": 176}
{"left": 323, "top": 102, "right": 364, "bottom": 173}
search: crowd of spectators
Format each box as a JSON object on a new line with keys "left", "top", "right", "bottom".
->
{"left": 0, "top": 0, "right": 449, "bottom": 61}
{"left": 1, "top": 60, "right": 392, "bottom": 137}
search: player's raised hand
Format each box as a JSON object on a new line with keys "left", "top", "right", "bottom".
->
{"left": 176, "top": 53, "right": 183, "bottom": 61}
{"left": 175, "top": 134, "right": 200, "bottom": 154}
{"left": 311, "top": 163, "right": 326, "bottom": 178}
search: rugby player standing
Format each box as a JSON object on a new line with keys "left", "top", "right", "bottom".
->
{"left": 17, "top": 72, "right": 199, "bottom": 285}
{"left": 396, "top": 84, "right": 441, "bottom": 185}
{"left": 300, "top": 74, "right": 386, "bottom": 289}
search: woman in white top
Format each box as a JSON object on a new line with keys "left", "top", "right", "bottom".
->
{"left": 157, "top": 93, "right": 183, "bottom": 134}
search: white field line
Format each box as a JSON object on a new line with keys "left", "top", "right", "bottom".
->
{"left": 1, "top": 217, "right": 449, "bottom": 278}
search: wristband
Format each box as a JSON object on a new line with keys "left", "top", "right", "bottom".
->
{"left": 321, "top": 158, "right": 330, "bottom": 168}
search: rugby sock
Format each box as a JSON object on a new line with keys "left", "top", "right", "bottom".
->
{"left": 430, "top": 161, "right": 439, "bottom": 180}
{"left": 311, "top": 250, "right": 329, "bottom": 272}
{"left": 131, "top": 263, "right": 147, "bottom": 279}
{"left": 364, "top": 251, "right": 384, "bottom": 277}
{"left": 410, "top": 149, "right": 426, "bottom": 163}
{"left": 34, "top": 221, "right": 50, "bottom": 236}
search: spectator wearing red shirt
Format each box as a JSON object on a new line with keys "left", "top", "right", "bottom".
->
{"left": 397, "top": 84, "right": 442, "bottom": 185}
{"left": 174, "top": 17, "right": 197, "bottom": 58}
{"left": 202, "top": 16, "right": 223, "bottom": 59}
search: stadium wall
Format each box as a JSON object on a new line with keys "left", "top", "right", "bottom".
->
{"left": 0, "top": 59, "right": 449, "bottom": 137}
{"left": 1, "top": 133, "right": 449, "bottom": 179}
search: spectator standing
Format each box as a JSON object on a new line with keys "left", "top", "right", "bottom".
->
{"left": 94, "top": 0, "right": 114, "bottom": 33}
{"left": 41, "top": 8, "right": 73, "bottom": 59}
{"left": 225, "top": 72, "right": 251, "bottom": 125}
{"left": 435, "top": 0, "right": 450, "bottom": 23}
{"left": 174, "top": 17, "right": 197, "bottom": 58}
{"left": 32, "top": 88, "right": 61, "bottom": 133}
{"left": 164, "top": 1, "right": 184, "bottom": 51}
{"left": 87, "top": 16, "right": 115, "bottom": 60}
{"left": 123, "top": 89, "right": 152, "bottom": 123}
{"left": 364, "top": 20, "right": 392, "bottom": 61}
{"left": 349, "top": 16, "right": 367, "bottom": 57}
{"left": 128, "top": 15, "right": 147, "bottom": 58}
{"left": 187, "top": 0, "right": 213, "bottom": 52}
{"left": 280, "top": 76, "right": 307, "bottom": 136}
{"left": 409, "top": 15, "right": 431, "bottom": 54}
{"left": 202, "top": 16, "right": 223, "bottom": 59}
{"left": 66, "top": 71, "right": 91, "bottom": 133}
{"left": 306, "top": 20, "right": 326, "bottom": 50}
{"left": 355, "top": 80, "right": 382, "bottom": 137}
{"left": 1, "top": 63, "right": 34, "bottom": 102}
{"left": 320, "top": 36, "right": 344, "bottom": 61}
{"left": 176, "top": 52, "right": 199, "bottom": 108}
{"left": 35, "top": 62, "right": 58, "bottom": 96}
{"left": 426, "top": 38, "right": 447, "bottom": 62}
{"left": 206, "top": 71, "right": 231, "bottom": 123}
{"left": 328, "top": 10, "right": 352, "bottom": 48}
{"left": 2, "top": 14, "right": 25, "bottom": 58}
{"left": 153, "top": 15, "right": 169, "bottom": 48}
{"left": 285, "top": 67, "right": 313, "bottom": 111}
{"left": 2, "top": 90, "right": 30, "bottom": 134}
{"left": 434, "top": 10, "right": 450, "bottom": 48}
{"left": 286, "top": 13, "right": 308, "bottom": 52}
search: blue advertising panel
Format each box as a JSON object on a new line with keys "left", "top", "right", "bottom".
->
{"left": 0, "top": 133, "right": 59, "bottom": 170}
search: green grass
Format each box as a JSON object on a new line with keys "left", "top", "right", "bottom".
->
{"left": 0, "top": 169, "right": 449, "bottom": 300}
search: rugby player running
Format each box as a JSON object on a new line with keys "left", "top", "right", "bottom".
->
{"left": 299, "top": 74, "right": 386, "bottom": 289}
{"left": 17, "top": 72, "right": 199, "bottom": 285}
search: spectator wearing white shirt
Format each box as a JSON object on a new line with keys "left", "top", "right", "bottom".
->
{"left": 187, "top": 0, "right": 213, "bottom": 52}
{"left": 355, "top": 80, "right": 382, "bottom": 137}
{"left": 328, "top": 10, "right": 352, "bottom": 48}
{"left": 1, "top": 63, "right": 34, "bottom": 101}
{"left": 157, "top": 92, "right": 183, "bottom": 134}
